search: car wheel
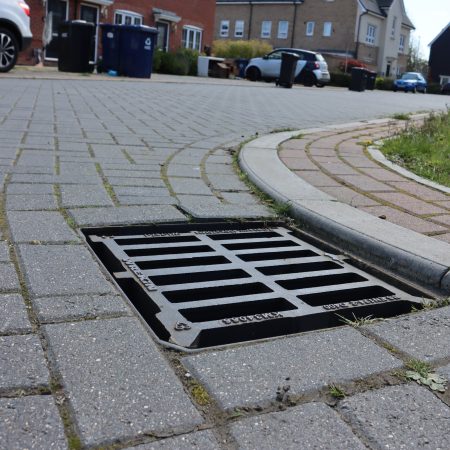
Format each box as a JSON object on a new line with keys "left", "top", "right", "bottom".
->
{"left": 246, "top": 67, "right": 261, "bottom": 82}
{"left": 303, "top": 72, "right": 316, "bottom": 87}
{"left": 412, "top": 86, "right": 416, "bottom": 93}
{"left": 393, "top": 87, "right": 398, "bottom": 92}
{"left": 316, "top": 82, "right": 325, "bottom": 88}
{"left": 0, "top": 28, "right": 19, "bottom": 73}
{"left": 422, "top": 88, "right": 427, "bottom": 94}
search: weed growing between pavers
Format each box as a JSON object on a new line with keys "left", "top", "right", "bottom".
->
{"left": 328, "top": 385, "right": 346, "bottom": 399}
{"left": 403, "top": 359, "right": 447, "bottom": 392}
{"left": 381, "top": 110, "right": 450, "bottom": 187}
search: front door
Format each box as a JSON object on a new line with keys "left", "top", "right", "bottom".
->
{"left": 45, "top": 0, "right": 68, "bottom": 60}
{"left": 80, "top": 4, "right": 99, "bottom": 62}
{"left": 156, "top": 22, "right": 169, "bottom": 51}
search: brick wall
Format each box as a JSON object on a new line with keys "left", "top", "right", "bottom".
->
{"left": 19, "top": 0, "right": 215, "bottom": 65}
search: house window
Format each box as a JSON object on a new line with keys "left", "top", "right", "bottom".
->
{"left": 306, "top": 21, "right": 315, "bottom": 36}
{"left": 323, "top": 22, "right": 332, "bottom": 37}
{"left": 366, "top": 24, "right": 376, "bottom": 44}
{"left": 261, "top": 21, "right": 272, "bottom": 38}
{"left": 182, "top": 26, "right": 202, "bottom": 51}
{"left": 391, "top": 16, "right": 397, "bottom": 38}
{"left": 114, "top": 10, "right": 142, "bottom": 25}
{"left": 220, "top": 20, "right": 229, "bottom": 37}
{"left": 278, "top": 21, "right": 289, "bottom": 39}
{"left": 399, "top": 34, "right": 405, "bottom": 52}
{"left": 235, "top": 20, "right": 244, "bottom": 38}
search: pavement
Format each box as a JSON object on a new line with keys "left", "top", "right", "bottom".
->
{"left": 1, "top": 69, "right": 450, "bottom": 449}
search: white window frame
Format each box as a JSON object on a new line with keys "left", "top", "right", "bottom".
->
{"left": 277, "top": 20, "right": 289, "bottom": 39}
{"left": 391, "top": 16, "right": 397, "bottom": 38}
{"left": 365, "top": 24, "right": 376, "bottom": 45}
{"left": 220, "top": 20, "right": 230, "bottom": 37}
{"left": 399, "top": 34, "right": 405, "bottom": 52}
{"left": 261, "top": 21, "right": 272, "bottom": 39}
{"left": 306, "top": 21, "right": 315, "bottom": 36}
{"left": 234, "top": 20, "right": 244, "bottom": 38}
{"left": 323, "top": 22, "right": 332, "bottom": 37}
{"left": 114, "top": 10, "right": 143, "bottom": 26}
{"left": 182, "top": 26, "right": 202, "bottom": 51}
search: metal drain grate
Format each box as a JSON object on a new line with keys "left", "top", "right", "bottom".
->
{"left": 84, "top": 222, "right": 424, "bottom": 350}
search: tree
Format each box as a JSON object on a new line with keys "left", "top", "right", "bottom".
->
{"left": 407, "top": 35, "right": 428, "bottom": 76}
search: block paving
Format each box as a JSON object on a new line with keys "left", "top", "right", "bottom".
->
{"left": 0, "top": 73, "right": 449, "bottom": 448}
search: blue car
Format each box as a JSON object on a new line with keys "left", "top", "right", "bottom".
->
{"left": 393, "top": 72, "right": 427, "bottom": 93}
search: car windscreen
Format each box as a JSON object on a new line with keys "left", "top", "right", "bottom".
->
{"left": 401, "top": 73, "right": 418, "bottom": 80}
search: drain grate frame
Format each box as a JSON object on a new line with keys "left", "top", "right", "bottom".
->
{"left": 83, "top": 221, "right": 427, "bottom": 351}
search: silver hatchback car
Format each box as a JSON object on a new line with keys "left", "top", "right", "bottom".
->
{"left": 0, "top": 0, "right": 33, "bottom": 72}
{"left": 245, "top": 48, "right": 330, "bottom": 87}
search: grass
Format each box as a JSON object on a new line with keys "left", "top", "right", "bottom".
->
{"left": 336, "top": 313, "right": 378, "bottom": 327}
{"left": 381, "top": 111, "right": 450, "bottom": 187}
{"left": 328, "top": 384, "right": 346, "bottom": 399}
{"left": 391, "top": 113, "right": 410, "bottom": 120}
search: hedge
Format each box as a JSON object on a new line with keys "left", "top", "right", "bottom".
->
{"left": 212, "top": 40, "right": 272, "bottom": 59}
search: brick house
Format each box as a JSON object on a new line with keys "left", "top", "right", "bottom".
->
{"left": 428, "top": 22, "right": 450, "bottom": 85}
{"left": 20, "top": 0, "right": 216, "bottom": 65}
{"left": 215, "top": 0, "right": 414, "bottom": 76}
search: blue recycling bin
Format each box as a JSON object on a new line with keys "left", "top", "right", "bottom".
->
{"left": 119, "top": 25, "right": 158, "bottom": 78}
{"left": 235, "top": 58, "right": 249, "bottom": 78}
{"left": 100, "top": 24, "right": 121, "bottom": 73}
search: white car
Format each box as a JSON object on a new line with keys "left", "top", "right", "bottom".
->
{"left": 0, "top": 0, "right": 32, "bottom": 72}
{"left": 245, "top": 48, "right": 330, "bottom": 87}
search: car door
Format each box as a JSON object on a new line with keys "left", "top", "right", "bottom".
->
{"left": 258, "top": 50, "right": 283, "bottom": 78}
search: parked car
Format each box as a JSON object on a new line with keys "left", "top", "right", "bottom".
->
{"left": 245, "top": 48, "right": 330, "bottom": 87}
{"left": 441, "top": 82, "right": 450, "bottom": 95}
{"left": 0, "top": 0, "right": 32, "bottom": 72}
{"left": 392, "top": 72, "right": 427, "bottom": 93}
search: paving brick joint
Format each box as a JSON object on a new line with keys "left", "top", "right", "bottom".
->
{"left": 1, "top": 73, "right": 450, "bottom": 448}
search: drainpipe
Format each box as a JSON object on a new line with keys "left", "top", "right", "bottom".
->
{"left": 248, "top": 1, "right": 253, "bottom": 40}
{"left": 290, "top": 1, "right": 299, "bottom": 48}
{"left": 355, "top": 10, "right": 367, "bottom": 61}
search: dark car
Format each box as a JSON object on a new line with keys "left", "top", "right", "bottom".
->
{"left": 245, "top": 48, "right": 330, "bottom": 87}
{"left": 441, "top": 82, "right": 450, "bottom": 95}
{"left": 393, "top": 72, "right": 427, "bottom": 93}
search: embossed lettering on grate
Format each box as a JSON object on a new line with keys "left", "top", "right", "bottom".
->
{"left": 84, "top": 222, "right": 423, "bottom": 350}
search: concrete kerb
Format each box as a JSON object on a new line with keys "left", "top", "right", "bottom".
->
{"left": 239, "top": 123, "right": 450, "bottom": 295}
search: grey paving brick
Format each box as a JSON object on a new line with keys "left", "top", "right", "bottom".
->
{"left": 209, "top": 174, "right": 249, "bottom": 191}
{"left": 6, "top": 194, "right": 58, "bottom": 211}
{"left": 339, "top": 384, "right": 450, "bottom": 450}
{"left": 0, "top": 335, "right": 49, "bottom": 391}
{"left": 230, "top": 402, "right": 366, "bottom": 450}
{"left": 0, "top": 262, "right": 20, "bottom": 292}
{"left": 0, "top": 396, "right": 67, "bottom": 450}
{"left": 0, "top": 241, "right": 9, "bottom": 261}
{"left": 117, "top": 196, "right": 176, "bottom": 206}
{"left": 59, "top": 184, "right": 114, "bottom": 207}
{"left": 18, "top": 244, "right": 115, "bottom": 297}
{"left": 108, "top": 177, "right": 166, "bottom": 187}
{"left": 178, "top": 196, "right": 272, "bottom": 219}
{"left": 167, "top": 164, "right": 202, "bottom": 178}
{"left": 33, "top": 294, "right": 131, "bottom": 322}
{"left": 68, "top": 205, "right": 186, "bottom": 226}
{"left": 7, "top": 183, "right": 54, "bottom": 194}
{"left": 182, "top": 327, "right": 402, "bottom": 409}
{"left": 43, "top": 317, "right": 203, "bottom": 447}
{"left": 366, "top": 307, "right": 450, "bottom": 362}
{"left": 128, "top": 430, "right": 220, "bottom": 449}
{"left": 7, "top": 211, "right": 79, "bottom": 243}
{"left": 0, "top": 294, "right": 31, "bottom": 333}
{"left": 112, "top": 186, "right": 170, "bottom": 197}
{"left": 170, "top": 178, "right": 213, "bottom": 196}
{"left": 221, "top": 192, "right": 261, "bottom": 205}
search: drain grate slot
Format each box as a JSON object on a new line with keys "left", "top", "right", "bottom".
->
{"left": 151, "top": 269, "right": 251, "bottom": 286}
{"left": 180, "top": 298, "right": 296, "bottom": 322}
{"left": 125, "top": 245, "right": 214, "bottom": 257}
{"left": 278, "top": 273, "right": 367, "bottom": 290}
{"left": 238, "top": 249, "right": 318, "bottom": 261}
{"left": 84, "top": 221, "right": 425, "bottom": 350}
{"left": 257, "top": 261, "right": 343, "bottom": 275}
{"left": 223, "top": 240, "right": 299, "bottom": 250}
{"left": 136, "top": 255, "right": 230, "bottom": 270}
{"left": 163, "top": 282, "right": 273, "bottom": 303}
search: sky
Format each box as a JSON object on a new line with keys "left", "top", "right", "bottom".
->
{"left": 403, "top": 0, "right": 449, "bottom": 58}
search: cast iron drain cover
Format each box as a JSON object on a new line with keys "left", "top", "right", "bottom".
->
{"left": 84, "top": 221, "right": 423, "bottom": 350}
